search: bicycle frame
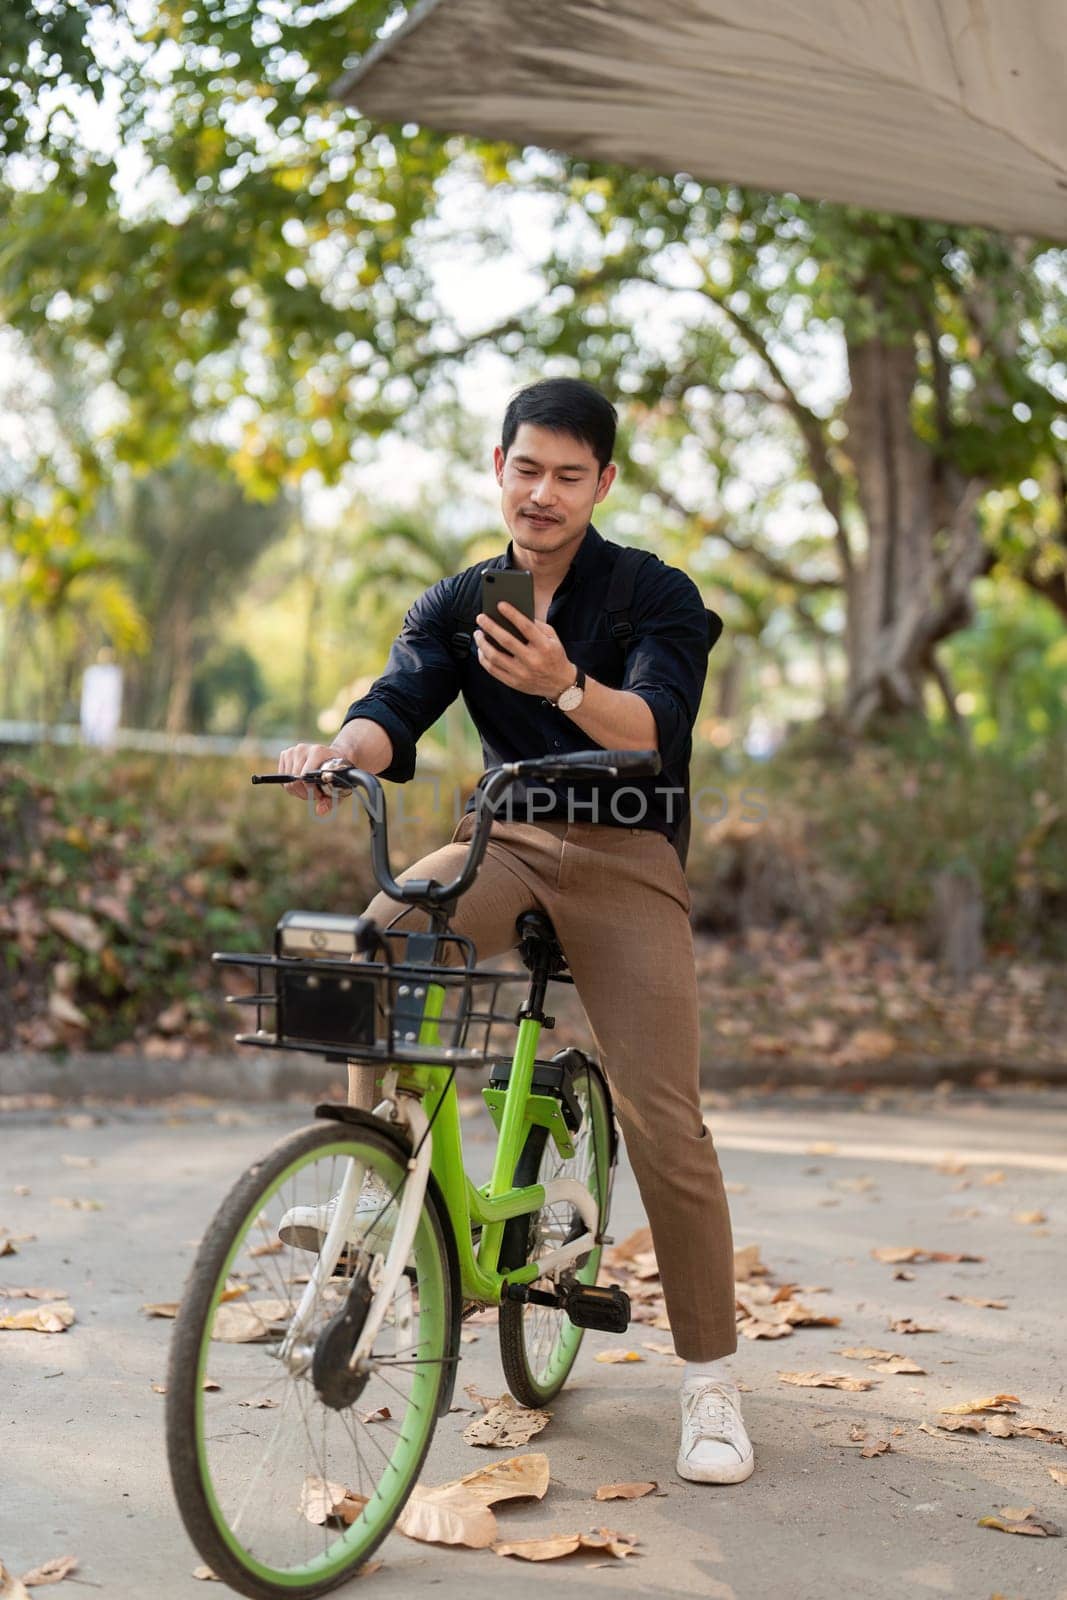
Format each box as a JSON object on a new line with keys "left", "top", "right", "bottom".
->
{"left": 280, "top": 976, "right": 602, "bottom": 1377}
{"left": 397, "top": 1000, "right": 601, "bottom": 1301}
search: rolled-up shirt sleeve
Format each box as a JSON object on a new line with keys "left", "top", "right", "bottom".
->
{"left": 621, "top": 567, "right": 710, "bottom": 769}
{"left": 340, "top": 579, "right": 460, "bottom": 782}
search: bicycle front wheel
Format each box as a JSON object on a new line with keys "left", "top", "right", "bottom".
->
{"left": 166, "top": 1116, "right": 456, "bottom": 1600}
{"left": 498, "top": 1055, "right": 615, "bottom": 1406}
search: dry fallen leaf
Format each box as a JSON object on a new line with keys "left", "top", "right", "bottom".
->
{"left": 640, "top": 1341, "right": 681, "bottom": 1363}
{"left": 594, "top": 1350, "right": 643, "bottom": 1364}
{"left": 860, "top": 1440, "right": 892, "bottom": 1458}
{"left": 839, "top": 1347, "right": 896, "bottom": 1362}
{"left": 492, "top": 1527, "right": 639, "bottom": 1562}
{"left": 360, "top": 1406, "right": 391, "bottom": 1424}
{"left": 1048, "top": 1467, "right": 1067, "bottom": 1488}
{"left": 306, "top": 1455, "right": 550, "bottom": 1550}
{"left": 778, "top": 1371, "right": 874, "bottom": 1391}
{"left": 887, "top": 1318, "right": 939, "bottom": 1335}
{"left": 944, "top": 1295, "right": 1008, "bottom": 1309}
{"left": 849, "top": 1424, "right": 868, "bottom": 1442}
{"left": 20, "top": 1555, "right": 77, "bottom": 1587}
{"left": 0, "top": 1303, "right": 75, "bottom": 1334}
{"left": 978, "top": 1508, "right": 1060, "bottom": 1538}
{"left": 301, "top": 1477, "right": 368, "bottom": 1527}
{"left": 192, "top": 1566, "right": 220, "bottom": 1581}
{"left": 0, "top": 1287, "right": 65, "bottom": 1302}
{"left": 868, "top": 1356, "right": 926, "bottom": 1375}
{"left": 937, "top": 1415, "right": 1067, "bottom": 1445}
{"left": 594, "top": 1482, "right": 657, "bottom": 1501}
{"left": 1011, "top": 1210, "right": 1048, "bottom": 1226}
{"left": 940, "top": 1394, "right": 1020, "bottom": 1415}
{"left": 140, "top": 1302, "right": 181, "bottom": 1319}
{"left": 737, "top": 1317, "right": 794, "bottom": 1341}
{"left": 237, "top": 1397, "right": 278, "bottom": 1410}
{"left": 211, "top": 1299, "right": 292, "bottom": 1343}
{"left": 604, "top": 1227, "right": 652, "bottom": 1268}
{"left": 0, "top": 1563, "right": 30, "bottom": 1599}
{"left": 395, "top": 1456, "right": 551, "bottom": 1548}
{"left": 49, "top": 1198, "right": 102, "bottom": 1213}
{"left": 462, "top": 1395, "right": 551, "bottom": 1448}
{"left": 447, "top": 1453, "right": 550, "bottom": 1508}
{"left": 248, "top": 1239, "right": 284, "bottom": 1258}
{"left": 732, "top": 1243, "right": 769, "bottom": 1282}
{"left": 872, "top": 1246, "right": 984, "bottom": 1265}
{"left": 935, "top": 1416, "right": 987, "bottom": 1434}
{"left": 396, "top": 1490, "right": 496, "bottom": 1549}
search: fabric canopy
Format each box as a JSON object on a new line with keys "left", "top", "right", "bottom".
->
{"left": 335, "top": 0, "right": 1067, "bottom": 239}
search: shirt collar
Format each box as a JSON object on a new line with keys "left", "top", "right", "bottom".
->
{"left": 503, "top": 522, "right": 604, "bottom": 587}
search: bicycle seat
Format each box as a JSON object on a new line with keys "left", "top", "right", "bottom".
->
{"left": 516, "top": 911, "right": 569, "bottom": 977}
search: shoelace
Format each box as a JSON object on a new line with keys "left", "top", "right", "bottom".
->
{"left": 682, "top": 1385, "right": 742, "bottom": 1447}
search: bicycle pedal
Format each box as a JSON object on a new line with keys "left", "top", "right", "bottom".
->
{"left": 563, "top": 1283, "right": 630, "bottom": 1333}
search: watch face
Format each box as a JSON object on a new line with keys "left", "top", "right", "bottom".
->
{"left": 557, "top": 684, "right": 583, "bottom": 711}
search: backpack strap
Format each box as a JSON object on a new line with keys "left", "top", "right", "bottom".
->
{"left": 604, "top": 545, "right": 659, "bottom": 647}
{"left": 448, "top": 560, "right": 500, "bottom": 662}
{"left": 605, "top": 544, "right": 724, "bottom": 654}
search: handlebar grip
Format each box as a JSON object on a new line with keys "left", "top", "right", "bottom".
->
{"left": 569, "top": 748, "right": 662, "bottom": 777}
{"left": 250, "top": 774, "right": 291, "bottom": 784}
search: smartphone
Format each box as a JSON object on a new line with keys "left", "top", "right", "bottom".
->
{"left": 481, "top": 568, "right": 535, "bottom": 647}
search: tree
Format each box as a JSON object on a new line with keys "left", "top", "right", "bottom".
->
{"left": 2, "top": 2, "right": 1063, "bottom": 736}
{"left": 116, "top": 460, "right": 289, "bottom": 731}
{"left": 469, "top": 169, "right": 1064, "bottom": 733}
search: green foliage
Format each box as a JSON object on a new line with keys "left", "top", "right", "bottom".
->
{"left": 687, "top": 721, "right": 1067, "bottom": 959}
{"left": 0, "top": 749, "right": 378, "bottom": 1050}
{"left": 0, "top": 1, "right": 1063, "bottom": 746}
{"left": 945, "top": 577, "right": 1067, "bottom": 750}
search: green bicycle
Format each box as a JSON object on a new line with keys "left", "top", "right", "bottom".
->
{"left": 165, "top": 748, "right": 659, "bottom": 1598}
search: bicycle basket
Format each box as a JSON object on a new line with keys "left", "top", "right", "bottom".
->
{"left": 213, "top": 911, "right": 525, "bottom": 1066}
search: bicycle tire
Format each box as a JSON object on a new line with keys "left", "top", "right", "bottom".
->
{"left": 166, "top": 1115, "right": 457, "bottom": 1600}
{"left": 498, "top": 1056, "right": 614, "bottom": 1407}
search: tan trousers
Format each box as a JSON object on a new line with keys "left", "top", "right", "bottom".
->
{"left": 357, "top": 811, "right": 738, "bottom": 1362}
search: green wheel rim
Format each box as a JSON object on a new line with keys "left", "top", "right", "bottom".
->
{"left": 188, "top": 1136, "right": 448, "bottom": 1588}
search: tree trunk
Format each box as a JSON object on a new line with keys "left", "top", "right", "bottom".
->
{"left": 164, "top": 599, "right": 195, "bottom": 735}
{"left": 841, "top": 318, "right": 987, "bottom": 734}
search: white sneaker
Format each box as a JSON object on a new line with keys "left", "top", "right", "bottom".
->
{"left": 277, "top": 1173, "right": 397, "bottom": 1255}
{"left": 677, "top": 1379, "right": 755, "bottom": 1484}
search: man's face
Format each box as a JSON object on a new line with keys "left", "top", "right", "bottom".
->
{"left": 494, "top": 423, "right": 616, "bottom": 557}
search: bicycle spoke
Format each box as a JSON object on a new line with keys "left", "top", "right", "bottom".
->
{"left": 170, "top": 1124, "right": 453, "bottom": 1592}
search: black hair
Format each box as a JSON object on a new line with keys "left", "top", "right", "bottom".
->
{"left": 501, "top": 378, "right": 617, "bottom": 474}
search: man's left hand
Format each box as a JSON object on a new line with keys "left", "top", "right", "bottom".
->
{"left": 474, "top": 603, "right": 575, "bottom": 701}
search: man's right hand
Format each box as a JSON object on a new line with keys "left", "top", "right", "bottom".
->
{"left": 277, "top": 742, "right": 351, "bottom": 815}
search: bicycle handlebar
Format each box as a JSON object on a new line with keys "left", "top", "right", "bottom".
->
{"left": 252, "top": 748, "right": 662, "bottom": 910}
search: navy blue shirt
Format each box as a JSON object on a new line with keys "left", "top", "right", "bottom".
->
{"left": 342, "top": 524, "right": 710, "bottom": 842}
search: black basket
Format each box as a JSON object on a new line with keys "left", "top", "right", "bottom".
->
{"left": 213, "top": 931, "right": 525, "bottom": 1066}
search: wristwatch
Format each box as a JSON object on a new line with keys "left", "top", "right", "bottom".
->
{"left": 553, "top": 667, "right": 586, "bottom": 713}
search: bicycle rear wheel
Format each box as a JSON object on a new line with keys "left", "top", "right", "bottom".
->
{"left": 498, "top": 1055, "right": 614, "bottom": 1407}
{"left": 166, "top": 1116, "right": 456, "bottom": 1600}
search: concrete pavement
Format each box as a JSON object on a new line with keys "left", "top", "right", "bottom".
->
{"left": 2, "top": 1086, "right": 1066, "bottom": 1600}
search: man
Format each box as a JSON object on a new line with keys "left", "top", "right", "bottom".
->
{"left": 278, "top": 377, "right": 752, "bottom": 1485}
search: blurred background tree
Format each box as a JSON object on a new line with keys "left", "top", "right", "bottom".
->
{"left": 1, "top": 1, "right": 1064, "bottom": 1058}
